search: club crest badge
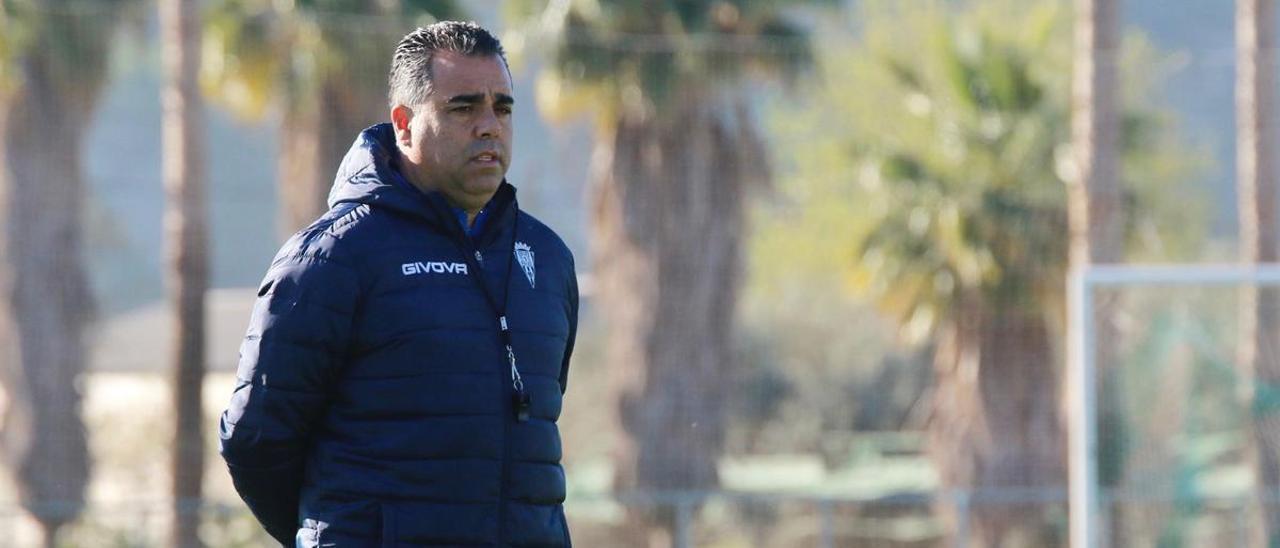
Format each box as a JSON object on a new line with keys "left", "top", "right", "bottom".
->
{"left": 514, "top": 242, "right": 535, "bottom": 288}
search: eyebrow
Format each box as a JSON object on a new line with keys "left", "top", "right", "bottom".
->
{"left": 445, "top": 93, "right": 515, "bottom": 106}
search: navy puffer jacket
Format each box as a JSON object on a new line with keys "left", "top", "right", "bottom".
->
{"left": 219, "top": 124, "right": 578, "bottom": 547}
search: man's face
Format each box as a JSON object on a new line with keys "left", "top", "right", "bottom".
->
{"left": 394, "top": 51, "right": 513, "bottom": 213}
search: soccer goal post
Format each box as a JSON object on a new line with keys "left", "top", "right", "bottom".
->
{"left": 1069, "top": 263, "right": 1280, "bottom": 548}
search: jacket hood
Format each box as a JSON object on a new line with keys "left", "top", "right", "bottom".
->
{"left": 327, "top": 123, "right": 516, "bottom": 239}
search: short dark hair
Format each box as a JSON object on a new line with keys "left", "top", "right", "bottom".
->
{"left": 388, "top": 21, "right": 508, "bottom": 107}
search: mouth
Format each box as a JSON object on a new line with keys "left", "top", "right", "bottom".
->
{"left": 471, "top": 151, "right": 502, "bottom": 164}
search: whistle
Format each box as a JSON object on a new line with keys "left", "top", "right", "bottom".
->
{"left": 514, "top": 391, "right": 532, "bottom": 422}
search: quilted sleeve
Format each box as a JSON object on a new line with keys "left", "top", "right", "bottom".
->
{"left": 217, "top": 253, "right": 359, "bottom": 545}
{"left": 558, "top": 258, "right": 578, "bottom": 395}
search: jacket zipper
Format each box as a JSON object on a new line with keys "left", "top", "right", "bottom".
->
{"left": 456, "top": 219, "right": 517, "bottom": 546}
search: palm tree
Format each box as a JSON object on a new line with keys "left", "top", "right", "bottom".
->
{"left": 202, "top": 0, "right": 461, "bottom": 237}
{"left": 512, "top": 0, "right": 827, "bottom": 543}
{"left": 161, "top": 0, "right": 209, "bottom": 545}
{"left": 1235, "top": 1, "right": 1280, "bottom": 545}
{"left": 0, "top": 1, "right": 130, "bottom": 545}
{"left": 1068, "top": 0, "right": 1126, "bottom": 545}
{"left": 761, "top": 1, "right": 1201, "bottom": 544}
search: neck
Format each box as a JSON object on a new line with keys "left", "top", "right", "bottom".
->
{"left": 394, "top": 154, "right": 434, "bottom": 196}
{"left": 394, "top": 156, "right": 489, "bottom": 224}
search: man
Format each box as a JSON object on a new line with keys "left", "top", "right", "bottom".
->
{"left": 218, "top": 21, "right": 578, "bottom": 547}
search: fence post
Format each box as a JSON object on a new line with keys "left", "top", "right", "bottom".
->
{"left": 674, "top": 496, "right": 693, "bottom": 548}
{"left": 1238, "top": 498, "right": 1250, "bottom": 548}
{"left": 817, "top": 498, "right": 835, "bottom": 548}
{"left": 1098, "top": 491, "right": 1109, "bottom": 548}
{"left": 952, "top": 490, "right": 971, "bottom": 548}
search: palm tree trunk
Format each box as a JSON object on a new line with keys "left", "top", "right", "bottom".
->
{"left": 161, "top": 0, "right": 209, "bottom": 545}
{"left": 277, "top": 70, "right": 386, "bottom": 237}
{"left": 0, "top": 88, "right": 13, "bottom": 472}
{"left": 277, "top": 78, "right": 329, "bottom": 237}
{"left": 0, "top": 16, "right": 106, "bottom": 544}
{"left": 1069, "top": 0, "right": 1124, "bottom": 545}
{"left": 597, "top": 94, "right": 766, "bottom": 546}
{"left": 930, "top": 296, "right": 1062, "bottom": 547}
{"left": 1071, "top": 0, "right": 1123, "bottom": 265}
{"left": 1236, "top": 1, "right": 1280, "bottom": 546}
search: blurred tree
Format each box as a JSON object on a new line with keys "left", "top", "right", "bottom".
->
{"left": 761, "top": 1, "right": 1203, "bottom": 545}
{"left": 201, "top": 0, "right": 462, "bottom": 237}
{"left": 509, "top": 0, "right": 833, "bottom": 544}
{"left": 160, "top": 0, "right": 208, "bottom": 546}
{"left": 0, "top": 1, "right": 132, "bottom": 546}
{"left": 1235, "top": 1, "right": 1280, "bottom": 546}
{"left": 1068, "top": 0, "right": 1127, "bottom": 545}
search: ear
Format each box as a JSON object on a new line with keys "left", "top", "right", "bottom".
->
{"left": 391, "top": 104, "right": 414, "bottom": 148}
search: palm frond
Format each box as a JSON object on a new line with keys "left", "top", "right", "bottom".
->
{"left": 521, "top": 0, "right": 828, "bottom": 113}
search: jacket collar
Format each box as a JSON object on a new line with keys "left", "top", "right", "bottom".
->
{"left": 327, "top": 123, "right": 518, "bottom": 247}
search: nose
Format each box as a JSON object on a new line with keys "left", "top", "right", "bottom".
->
{"left": 475, "top": 107, "right": 501, "bottom": 140}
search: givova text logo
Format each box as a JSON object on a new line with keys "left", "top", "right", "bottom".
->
{"left": 401, "top": 261, "right": 469, "bottom": 276}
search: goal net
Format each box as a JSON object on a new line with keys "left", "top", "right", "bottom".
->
{"left": 1070, "top": 264, "right": 1280, "bottom": 548}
